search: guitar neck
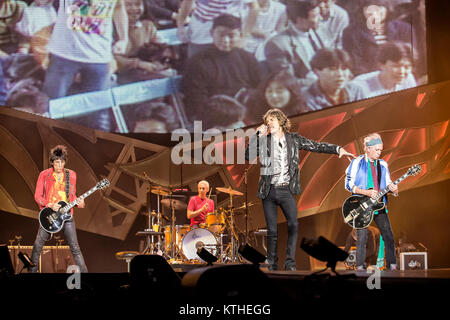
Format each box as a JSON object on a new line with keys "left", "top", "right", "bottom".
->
{"left": 64, "top": 186, "right": 99, "bottom": 212}
{"left": 375, "top": 172, "right": 409, "bottom": 201}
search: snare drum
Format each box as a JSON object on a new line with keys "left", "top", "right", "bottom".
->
{"left": 181, "top": 228, "right": 218, "bottom": 261}
{"left": 206, "top": 210, "right": 225, "bottom": 233}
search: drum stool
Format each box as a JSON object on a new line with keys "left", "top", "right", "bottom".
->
{"left": 115, "top": 251, "right": 140, "bottom": 272}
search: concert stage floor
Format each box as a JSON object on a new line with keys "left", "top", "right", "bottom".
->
{"left": 1, "top": 267, "right": 448, "bottom": 317}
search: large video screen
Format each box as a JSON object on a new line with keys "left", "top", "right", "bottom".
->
{"left": 1, "top": 0, "right": 427, "bottom": 133}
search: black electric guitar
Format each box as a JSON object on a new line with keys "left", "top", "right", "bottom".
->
{"left": 342, "top": 165, "right": 421, "bottom": 229}
{"left": 39, "top": 179, "right": 110, "bottom": 233}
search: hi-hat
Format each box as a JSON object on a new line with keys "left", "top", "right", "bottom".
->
{"left": 140, "top": 211, "right": 170, "bottom": 221}
{"left": 161, "top": 198, "right": 187, "bottom": 210}
{"left": 216, "top": 187, "right": 243, "bottom": 196}
{"left": 234, "top": 201, "right": 255, "bottom": 210}
{"left": 140, "top": 211, "right": 159, "bottom": 217}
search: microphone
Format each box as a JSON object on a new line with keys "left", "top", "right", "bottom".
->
{"left": 279, "top": 142, "right": 282, "bottom": 148}
{"left": 257, "top": 125, "right": 267, "bottom": 136}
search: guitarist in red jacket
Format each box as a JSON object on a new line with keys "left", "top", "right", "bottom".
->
{"left": 31, "top": 145, "right": 87, "bottom": 273}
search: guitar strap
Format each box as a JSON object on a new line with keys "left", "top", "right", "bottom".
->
{"left": 377, "top": 160, "right": 382, "bottom": 192}
{"left": 65, "top": 169, "right": 70, "bottom": 201}
{"left": 375, "top": 161, "right": 386, "bottom": 268}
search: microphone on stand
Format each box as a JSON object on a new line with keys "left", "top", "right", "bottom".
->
{"left": 244, "top": 168, "right": 249, "bottom": 243}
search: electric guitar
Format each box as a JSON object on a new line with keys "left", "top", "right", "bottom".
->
{"left": 342, "top": 165, "right": 421, "bottom": 229}
{"left": 39, "top": 179, "right": 110, "bottom": 233}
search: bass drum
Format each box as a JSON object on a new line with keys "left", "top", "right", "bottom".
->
{"left": 181, "top": 228, "right": 218, "bottom": 261}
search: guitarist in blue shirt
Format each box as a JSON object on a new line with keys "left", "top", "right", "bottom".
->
{"left": 345, "top": 133, "right": 398, "bottom": 270}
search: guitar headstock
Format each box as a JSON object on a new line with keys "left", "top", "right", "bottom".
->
{"left": 96, "top": 179, "right": 110, "bottom": 190}
{"left": 407, "top": 164, "right": 422, "bottom": 176}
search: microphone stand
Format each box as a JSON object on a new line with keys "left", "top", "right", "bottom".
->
{"left": 244, "top": 169, "right": 249, "bottom": 244}
{"left": 143, "top": 172, "right": 153, "bottom": 254}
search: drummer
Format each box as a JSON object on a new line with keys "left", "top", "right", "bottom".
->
{"left": 187, "top": 180, "right": 214, "bottom": 228}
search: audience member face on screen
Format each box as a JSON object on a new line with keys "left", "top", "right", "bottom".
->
{"left": 380, "top": 58, "right": 411, "bottom": 85}
{"left": 312, "top": 49, "right": 352, "bottom": 94}
{"left": 265, "top": 80, "right": 291, "bottom": 110}
{"left": 318, "top": 0, "right": 336, "bottom": 20}
{"left": 377, "top": 43, "right": 413, "bottom": 86}
{"left": 211, "top": 27, "right": 241, "bottom": 52}
{"left": 125, "top": 0, "right": 145, "bottom": 24}
{"left": 263, "top": 70, "right": 301, "bottom": 111}
{"left": 287, "top": 1, "right": 321, "bottom": 32}
{"left": 210, "top": 15, "right": 242, "bottom": 53}
{"left": 315, "top": 66, "right": 350, "bottom": 93}
{"left": 301, "top": 6, "right": 321, "bottom": 31}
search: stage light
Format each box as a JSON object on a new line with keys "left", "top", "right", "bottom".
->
{"left": 300, "top": 236, "right": 349, "bottom": 274}
{"left": 197, "top": 247, "right": 218, "bottom": 266}
{"left": 238, "top": 243, "right": 266, "bottom": 265}
{"left": 18, "top": 252, "right": 35, "bottom": 273}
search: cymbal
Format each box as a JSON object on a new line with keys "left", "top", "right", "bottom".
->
{"left": 140, "top": 211, "right": 161, "bottom": 217}
{"left": 161, "top": 198, "right": 187, "bottom": 210}
{"left": 151, "top": 186, "right": 169, "bottom": 196}
{"left": 140, "top": 211, "right": 171, "bottom": 221}
{"left": 216, "top": 187, "right": 243, "bottom": 196}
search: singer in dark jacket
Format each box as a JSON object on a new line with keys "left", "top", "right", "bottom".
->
{"left": 245, "top": 108, "right": 354, "bottom": 270}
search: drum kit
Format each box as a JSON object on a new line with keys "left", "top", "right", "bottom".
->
{"left": 136, "top": 179, "right": 254, "bottom": 264}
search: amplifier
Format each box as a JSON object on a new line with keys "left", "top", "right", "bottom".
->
{"left": 400, "top": 252, "right": 428, "bottom": 270}
{"left": 345, "top": 249, "right": 357, "bottom": 266}
{"left": 8, "top": 245, "right": 75, "bottom": 273}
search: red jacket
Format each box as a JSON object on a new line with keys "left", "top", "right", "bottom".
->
{"left": 34, "top": 168, "right": 79, "bottom": 214}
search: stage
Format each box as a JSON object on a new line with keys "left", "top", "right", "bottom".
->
{"left": 1, "top": 264, "right": 449, "bottom": 317}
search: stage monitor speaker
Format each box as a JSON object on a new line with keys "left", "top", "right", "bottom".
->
{"left": 130, "top": 254, "right": 181, "bottom": 290}
{"left": 181, "top": 264, "right": 276, "bottom": 303}
{"left": 8, "top": 246, "right": 74, "bottom": 273}
{"left": 0, "top": 244, "right": 14, "bottom": 276}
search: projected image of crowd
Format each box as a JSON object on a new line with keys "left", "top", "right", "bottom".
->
{"left": 0, "top": 0, "right": 427, "bottom": 133}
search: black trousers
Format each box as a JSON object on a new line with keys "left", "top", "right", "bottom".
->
{"left": 31, "top": 219, "right": 88, "bottom": 273}
{"left": 262, "top": 185, "right": 298, "bottom": 270}
{"left": 356, "top": 211, "right": 396, "bottom": 268}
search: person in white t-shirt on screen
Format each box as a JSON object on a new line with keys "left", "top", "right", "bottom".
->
{"left": 243, "top": 0, "right": 287, "bottom": 61}
{"left": 43, "top": 0, "right": 128, "bottom": 132}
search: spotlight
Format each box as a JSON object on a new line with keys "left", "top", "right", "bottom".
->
{"left": 238, "top": 243, "right": 266, "bottom": 266}
{"left": 300, "top": 236, "right": 348, "bottom": 274}
{"left": 197, "top": 247, "right": 218, "bottom": 266}
{"left": 18, "top": 252, "right": 35, "bottom": 273}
